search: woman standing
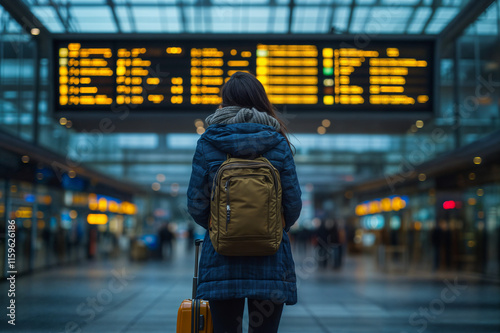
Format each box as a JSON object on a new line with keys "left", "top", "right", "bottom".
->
{"left": 187, "top": 71, "right": 302, "bottom": 333}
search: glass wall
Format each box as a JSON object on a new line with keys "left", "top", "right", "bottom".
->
{"left": 0, "top": 3, "right": 36, "bottom": 277}
{"left": 0, "top": 6, "right": 37, "bottom": 142}
{"left": 38, "top": 56, "right": 77, "bottom": 155}
{"left": 417, "top": 1, "right": 500, "bottom": 151}
{"left": 456, "top": 1, "right": 500, "bottom": 145}
{"left": 342, "top": 1, "right": 500, "bottom": 276}
{"left": 0, "top": 6, "right": 76, "bottom": 155}
{"left": 440, "top": 0, "right": 500, "bottom": 147}
{"left": 448, "top": 0, "right": 500, "bottom": 274}
{"left": 0, "top": 175, "right": 141, "bottom": 277}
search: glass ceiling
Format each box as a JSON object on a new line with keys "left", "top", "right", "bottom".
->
{"left": 23, "top": 0, "right": 472, "bottom": 34}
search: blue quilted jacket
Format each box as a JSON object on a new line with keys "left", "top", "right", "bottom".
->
{"left": 187, "top": 123, "right": 302, "bottom": 305}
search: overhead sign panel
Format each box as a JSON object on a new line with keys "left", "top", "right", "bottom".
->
{"left": 54, "top": 39, "right": 433, "bottom": 112}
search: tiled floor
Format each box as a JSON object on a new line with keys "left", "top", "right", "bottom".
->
{"left": 1, "top": 242, "right": 499, "bottom": 333}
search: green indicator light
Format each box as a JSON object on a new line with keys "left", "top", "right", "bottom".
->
{"left": 256, "top": 49, "right": 268, "bottom": 57}
{"left": 323, "top": 67, "right": 333, "bottom": 76}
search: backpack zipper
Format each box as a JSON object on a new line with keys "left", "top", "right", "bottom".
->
{"left": 225, "top": 179, "right": 230, "bottom": 231}
{"left": 212, "top": 162, "right": 279, "bottom": 200}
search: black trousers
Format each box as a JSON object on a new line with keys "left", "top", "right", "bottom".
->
{"left": 210, "top": 298, "right": 284, "bottom": 333}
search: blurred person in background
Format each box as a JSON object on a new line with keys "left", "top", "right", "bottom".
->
{"left": 158, "top": 222, "right": 175, "bottom": 260}
{"left": 315, "top": 219, "right": 330, "bottom": 269}
{"left": 186, "top": 223, "right": 195, "bottom": 252}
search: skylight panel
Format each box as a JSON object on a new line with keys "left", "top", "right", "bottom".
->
{"left": 365, "top": 7, "right": 412, "bottom": 33}
{"left": 70, "top": 6, "right": 117, "bottom": 32}
{"left": 349, "top": 6, "right": 369, "bottom": 33}
{"left": 30, "top": 6, "right": 66, "bottom": 33}
{"left": 406, "top": 6, "right": 432, "bottom": 34}
{"left": 271, "top": 7, "right": 289, "bottom": 32}
{"left": 161, "top": 6, "right": 182, "bottom": 33}
{"left": 332, "top": 6, "right": 350, "bottom": 33}
{"left": 115, "top": 6, "right": 133, "bottom": 32}
{"left": 132, "top": 6, "right": 163, "bottom": 32}
{"left": 292, "top": 6, "right": 331, "bottom": 33}
{"left": 425, "top": 7, "right": 459, "bottom": 34}
{"left": 246, "top": 7, "right": 271, "bottom": 33}
{"left": 212, "top": 0, "right": 269, "bottom": 4}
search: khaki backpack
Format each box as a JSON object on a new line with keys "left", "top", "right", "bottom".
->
{"left": 209, "top": 155, "right": 283, "bottom": 256}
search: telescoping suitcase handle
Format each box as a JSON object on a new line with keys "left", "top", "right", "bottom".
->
{"left": 192, "top": 239, "right": 203, "bottom": 299}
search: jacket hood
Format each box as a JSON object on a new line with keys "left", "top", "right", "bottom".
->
{"left": 202, "top": 123, "right": 283, "bottom": 158}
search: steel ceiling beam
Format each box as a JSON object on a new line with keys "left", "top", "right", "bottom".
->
{"left": 403, "top": 0, "right": 424, "bottom": 34}
{"left": 0, "top": 8, "right": 8, "bottom": 32}
{"left": 106, "top": 0, "right": 122, "bottom": 33}
{"left": 179, "top": 0, "right": 187, "bottom": 33}
{"left": 439, "top": 0, "right": 495, "bottom": 48}
{"left": 0, "top": 0, "right": 52, "bottom": 57}
{"left": 48, "top": 0, "right": 71, "bottom": 32}
{"left": 421, "top": 0, "right": 438, "bottom": 34}
{"left": 0, "top": 0, "right": 51, "bottom": 36}
{"left": 346, "top": 0, "right": 356, "bottom": 34}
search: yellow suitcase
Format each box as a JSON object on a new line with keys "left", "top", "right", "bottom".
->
{"left": 176, "top": 239, "right": 213, "bottom": 333}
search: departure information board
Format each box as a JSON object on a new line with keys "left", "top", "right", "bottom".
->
{"left": 54, "top": 39, "right": 433, "bottom": 112}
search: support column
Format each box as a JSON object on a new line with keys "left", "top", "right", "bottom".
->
{"left": 3, "top": 180, "right": 11, "bottom": 279}
{"left": 33, "top": 39, "right": 41, "bottom": 145}
{"left": 452, "top": 40, "right": 461, "bottom": 149}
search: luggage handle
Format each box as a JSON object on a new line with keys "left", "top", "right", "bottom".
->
{"left": 192, "top": 239, "right": 203, "bottom": 299}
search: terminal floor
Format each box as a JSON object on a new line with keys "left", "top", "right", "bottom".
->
{"left": 1, "top": 245, "right": 500, "bottom": 333}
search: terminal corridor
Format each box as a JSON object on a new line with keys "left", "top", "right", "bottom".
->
{"left": 1, "top": 241, "right": 499, "bottom": 333}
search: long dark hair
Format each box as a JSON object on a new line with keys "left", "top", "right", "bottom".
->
{"left": 220, "top": 71, "right": 294, "bottom": 152}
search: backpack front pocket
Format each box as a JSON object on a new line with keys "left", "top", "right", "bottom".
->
{"left": 225, "top": 174, "right": 271, "bottom": 237}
